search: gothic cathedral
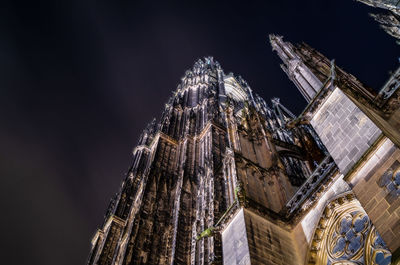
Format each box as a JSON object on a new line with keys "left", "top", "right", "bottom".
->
{"left": 86, "top": 22, "right": 400, "bottom": 265}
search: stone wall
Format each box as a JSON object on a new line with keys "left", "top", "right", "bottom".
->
{"left": 221, "top": 208, "right": 305, "bottom": 265}
{"left": 300, "top": 175, "right": 350, "bottom": 243}
{"left": 311, "top": 88, "right": 381, "bottom": 175}
{"left": 349, "top": 137, "right": 400, "bottom": 253}
{"left": 243, "top": 209, "right": 302, "bottom": 265}
{"left": 222, "top": 209, "right": 251, "bottom": 265}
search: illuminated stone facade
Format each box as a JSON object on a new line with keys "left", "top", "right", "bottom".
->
{"left": 270, "top": 35, "right": 400, "bottom": 264}
{"left": 87, "top": 37, "right": 400, "bottom": 264}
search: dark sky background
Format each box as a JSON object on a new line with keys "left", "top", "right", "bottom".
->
{"left": 0, "top": 0, "right": 398, "bottom": 264}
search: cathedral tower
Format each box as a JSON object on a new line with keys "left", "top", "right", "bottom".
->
{"left": 87, "top": 56, "right": 332, "bottom": 264}
{"left": 88, "top": 37, "right": 400, "bottom": 264}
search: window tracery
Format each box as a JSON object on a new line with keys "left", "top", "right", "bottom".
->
{"left": 377, "top": 160, "right": 400, "bottom": 198}
{"left": 307, "top": 193, "right": 391, "bottom": 265}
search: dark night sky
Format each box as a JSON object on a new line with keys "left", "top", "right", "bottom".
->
{"left": 0, "top": 0, "right": 398, "bottom": 264}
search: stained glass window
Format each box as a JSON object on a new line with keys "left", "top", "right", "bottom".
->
{"left": 308, "top": 194, "right": 392, "bottom": 265}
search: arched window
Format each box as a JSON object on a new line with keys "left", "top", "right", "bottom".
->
{"left": 307, "top": 193, "right": 391, "bottom": 265}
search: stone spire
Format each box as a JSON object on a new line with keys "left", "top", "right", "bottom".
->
{"left": 269, "top": 34, "right": 323, "bottom": 102}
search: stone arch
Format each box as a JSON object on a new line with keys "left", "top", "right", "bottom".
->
{"left": 307, "top": 192, "right": 392, "bottom": 265}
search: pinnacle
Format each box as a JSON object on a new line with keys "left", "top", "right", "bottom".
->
{"left": 192, "top": 56, "right": 218, "bottom": 69}
{"left": 181, "top": 56, "right": 221, "bottom": 81}
{"left": 269, "top": 33, "right": 284, "bottom": 42}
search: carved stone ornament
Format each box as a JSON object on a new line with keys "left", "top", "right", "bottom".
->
{"left": 307, "top": 193, "right": 391, "bottom": 265}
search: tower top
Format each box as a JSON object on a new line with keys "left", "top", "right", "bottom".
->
{"left": 269, "top": 34, "right": 324, "bottom": 102}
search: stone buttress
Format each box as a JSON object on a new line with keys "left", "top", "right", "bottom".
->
{"left": 270, "top": 35, "right": 400, "bottom": 264}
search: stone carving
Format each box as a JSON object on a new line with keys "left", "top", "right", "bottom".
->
{"left": 285, "top": 156, "right": 336, "bottom": 215}
{"left": 307, "top": 193, "right": 391, "bottom": 265}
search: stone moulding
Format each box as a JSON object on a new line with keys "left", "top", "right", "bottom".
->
{"left": 285, "top": 156, "right": 337, "bottom": 216}
{"left": 307, "top": 192, "right": 392, "bottom": 265}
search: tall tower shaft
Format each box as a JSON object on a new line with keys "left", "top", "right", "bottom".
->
{"left": 88, "top": 35, "right": 400, "bottom": 265}
{"left": 87, "top": 57, "right": 328, "bottom": 265}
